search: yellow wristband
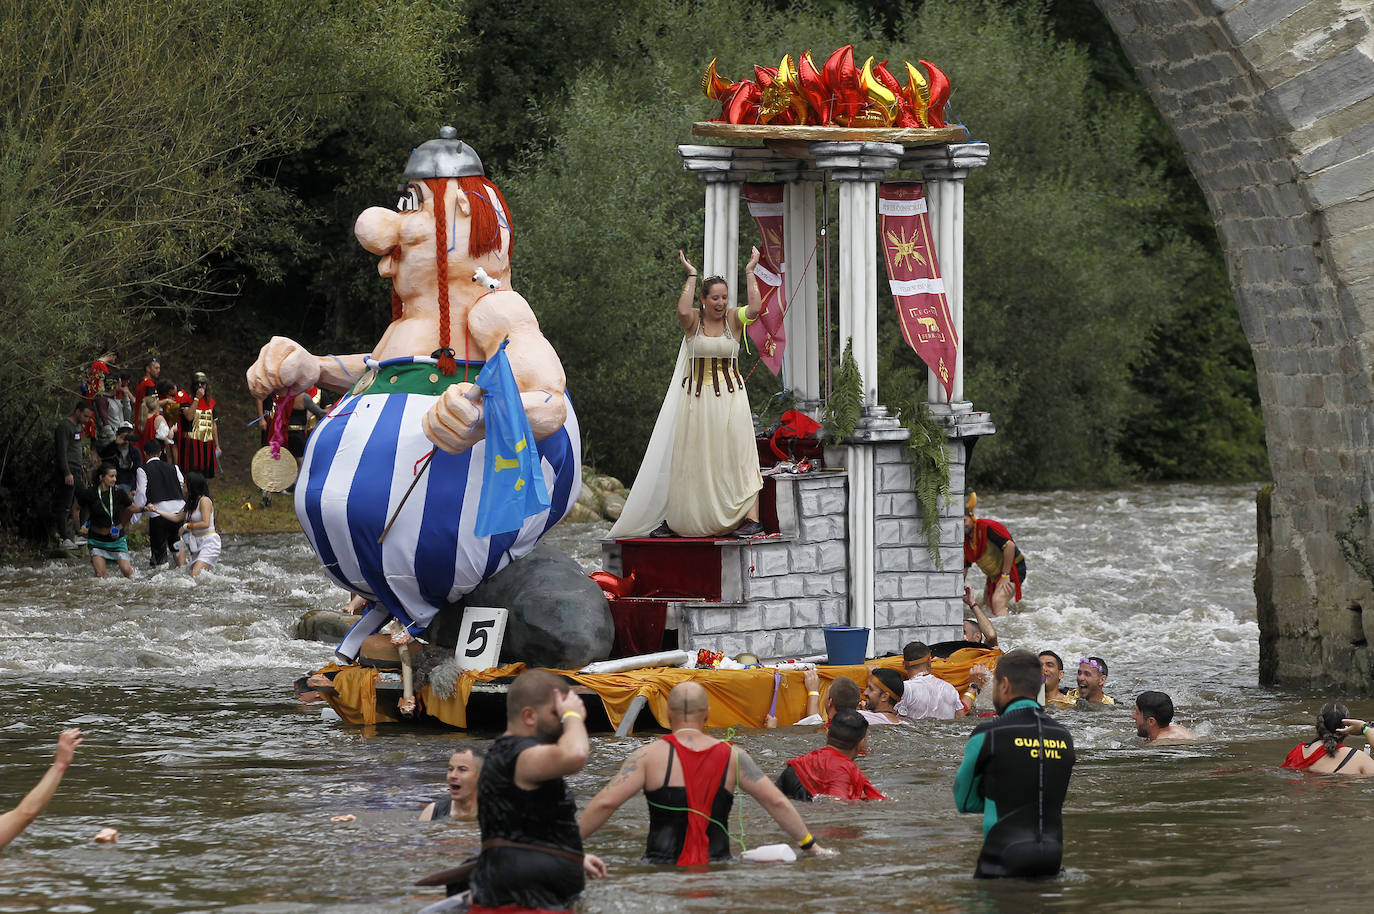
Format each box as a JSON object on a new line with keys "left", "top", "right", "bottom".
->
{"left": 561, "top": 711, "right": 584, "bottom": 722}
{"left": 807, "top": 690, "right": 820, "bottom": 697}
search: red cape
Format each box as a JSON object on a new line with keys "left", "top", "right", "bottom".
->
{"left": 786, "top": 746, "right": 885, "bottom": 800}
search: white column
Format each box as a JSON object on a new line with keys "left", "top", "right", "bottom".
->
{"left": 811, "top": 142, "right": 902, "bottom": 651}
{"left": 702, "top": 179, "right": 741, "bottom": 308}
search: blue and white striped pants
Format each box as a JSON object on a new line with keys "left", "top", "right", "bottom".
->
{"left": 294, "top": 385, "right": 580, "bottom": 659}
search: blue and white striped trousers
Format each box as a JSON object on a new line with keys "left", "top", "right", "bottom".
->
{"left": 294, "top": 383, "right": 580, "bottom": 660}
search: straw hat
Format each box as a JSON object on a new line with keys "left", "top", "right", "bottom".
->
{"left": 251, "top": 446, "right": 298, "bottom": 493}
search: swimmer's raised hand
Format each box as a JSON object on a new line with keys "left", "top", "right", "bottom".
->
{"left": 54, "top": 729, "right": 82, "bottom": 770}
{"left": 1339, "top": 718, "right": 1370, "bottom": 738}
{"left": 555, "top": 688, "right": 587, "bottom": 723}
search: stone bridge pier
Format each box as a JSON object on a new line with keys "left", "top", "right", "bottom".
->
{"left": 1095, "top": 0, "right": 1374, "bottom": 688}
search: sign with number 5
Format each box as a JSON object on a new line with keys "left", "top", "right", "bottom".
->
{"left": 456, "top": 606, "right": 509, "bottom": 672}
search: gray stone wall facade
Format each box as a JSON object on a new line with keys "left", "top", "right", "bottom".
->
{"left": 1095, "top": 0, "right": 1374, "bottom": 688}
{"left": 671, "top": 442, "right": 966, "bottom": 660}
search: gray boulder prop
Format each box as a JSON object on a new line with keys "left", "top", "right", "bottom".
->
{"left": 424, "top": 542, "right": 613, "bottom": 669}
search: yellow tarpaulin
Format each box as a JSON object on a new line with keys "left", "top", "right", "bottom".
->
{"left": 318, "top": 648, "right": 1002, "bottom": 731}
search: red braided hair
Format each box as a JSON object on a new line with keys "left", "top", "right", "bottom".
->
{"left": 425, "top": 178, "right": 458, "bottom": 375}
{"left": 457, "top": 176, "right": 513, "bottom": 260}
{"left": 390, "top": 246, "right": 403, "bottom": 322}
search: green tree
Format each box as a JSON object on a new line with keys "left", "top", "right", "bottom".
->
{"left": 0, "top": 0, "right": 458, "bottom": 538}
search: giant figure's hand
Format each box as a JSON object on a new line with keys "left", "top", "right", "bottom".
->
{"left": 246, "top": 337, "right": 321, "bottom": 399}
{"left": 422, "top": 383, "right": 484, "bottom": 454}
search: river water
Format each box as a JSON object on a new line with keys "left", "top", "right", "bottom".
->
{"left": 2, "top": 482, "right": 1372, "bottom": 913}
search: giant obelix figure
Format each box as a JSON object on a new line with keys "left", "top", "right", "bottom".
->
{"left": 247, "top": 128, "right": 580, "bottom": 661}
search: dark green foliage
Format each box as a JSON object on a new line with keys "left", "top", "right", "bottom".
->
{"left": 901, "top": 399, "right": 952, "bottom": 566}
{"left": 822, "top": 340, "right": 864, "bottom": 441}
{"left": 1, "top": 0, "right": 458, "bottom": 538}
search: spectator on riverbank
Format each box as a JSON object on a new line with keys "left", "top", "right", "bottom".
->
{"left": 1065, "top": 656, "right": 1114, "bottom": 706}
{"left": 775, "top": 709, "right": 885, "bottom": 801}
{"left": 0, "top": 729, "right": 83, "bottom": 851}
{"left": 955, "top": 650, "right": 1075, "bottom": 878}
{"left": 419, "top": 747, "right": 485, "bottom": 822}
{"left": 1281, "top": 702, "right": 1374, "bottom": 773}
{"left": 52, "top": 402, "right": 94, "bottom": 549}
{"left": 1133, "top": 692, "right": 1195, "bottom": 743}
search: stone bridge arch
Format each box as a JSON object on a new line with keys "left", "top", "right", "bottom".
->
{"left": 1094, "top": 0, "right": 1374, "bottom": 688}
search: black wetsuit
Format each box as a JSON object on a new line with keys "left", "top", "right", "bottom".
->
{"left": 643, "top": 739, "right": 734, "bottom": 864}
{"left": 471, "top": 734, "right": 585, "bottom": 910}
{"left": 953, "top": 697, "right": 1075, "bottom": 878}
{"left": 775, "top": 764, "right": 812, "bottom": 802}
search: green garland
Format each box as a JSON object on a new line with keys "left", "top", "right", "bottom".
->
{"left": 901, "top": 398, "right": 952, "bottom": 569}
{"left": 822, "top": 339, "right": 863, "bottom": 441}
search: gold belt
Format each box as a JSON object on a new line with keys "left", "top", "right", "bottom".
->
{"left": 682, "top": 357, "right": 743, "bottom": 397}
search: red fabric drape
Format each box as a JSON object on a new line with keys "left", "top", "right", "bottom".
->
{"left": 743, "top": 184, "right": 787, "bottom": 375}
{"left": 879, "top": 182, "right": 958, "bottom": 399}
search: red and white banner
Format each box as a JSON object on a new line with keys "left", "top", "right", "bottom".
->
{"left": 743, "top": 184, "right": 786, "bottom": 376}
{"left": 879, "top": 182, "right": 958, "bottom": 399}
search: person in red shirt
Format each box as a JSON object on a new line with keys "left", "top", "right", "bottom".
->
{"left": 963, "top": 492, "right": 1027, "bottom": 616}
{"left": 132, "top": 357, "right": 161, "bottom": 420}
{"left": 775, "top": 709, "right": 886, "bottom": 801}
{"left": 177, "top": 372, "right": 219, "bottom": 478}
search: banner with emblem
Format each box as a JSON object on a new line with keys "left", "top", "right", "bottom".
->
{"left": 743, "top": 184, "right": 786, "bottom": 376}
{"left": 879, "top": 182, "right": 957, "bottom": 399}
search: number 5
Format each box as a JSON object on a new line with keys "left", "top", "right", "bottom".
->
{"left": 466, "top": 619, "right": 496, "bottom": 658}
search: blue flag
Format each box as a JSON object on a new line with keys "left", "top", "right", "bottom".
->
{"left": 473, "top": 340, "right": 551, "bottom": 537}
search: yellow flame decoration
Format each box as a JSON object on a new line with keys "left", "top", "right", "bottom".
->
{"left": 860, "top": 56, "right": 897, "bottom": 125}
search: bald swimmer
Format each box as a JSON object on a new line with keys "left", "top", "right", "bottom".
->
{"left": 579, "top": 682, "right": 834, "bottom": 864}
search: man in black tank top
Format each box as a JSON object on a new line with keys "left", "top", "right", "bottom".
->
{"left": 470, "top": 669, "right": 605, "bottom": 911}
{"left": 578, "top": 682, "right": 834, "bottom": 864}
{"left": 954, "top": 650, "right": 1075, "bottom": 878}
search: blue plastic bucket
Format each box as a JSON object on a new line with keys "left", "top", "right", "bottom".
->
{"left": 822, "top": 625, "right": 870, "bottom": 666}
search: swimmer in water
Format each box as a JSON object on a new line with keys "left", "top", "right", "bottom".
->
{"left": 419, "top": 747, "right": 485, "bottom": 822}
{"left": 860, "top": 668, "right": 908, "bottom": 724}
{"left": 1065, "top": 656, "right": 1114, "bottom": 705}
{"left": 1132, "top": 692, "right": 1195, "bottom": 743}
{"left": 0, "top": 729, "right": 82, "bottom": 851}
{"left": 1039, "top": 651, "right": 1074, "bottom": 709}
{"left": 1281, "top": 702, "right": 1374, "bottom": 774}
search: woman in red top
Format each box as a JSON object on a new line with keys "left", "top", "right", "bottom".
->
{"left": 1281, "top": 702, "right": 1374, "bottom": 774}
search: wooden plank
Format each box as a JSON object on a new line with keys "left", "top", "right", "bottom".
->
{"left": 692, "top": 122, "right": 967, "bottom": 145}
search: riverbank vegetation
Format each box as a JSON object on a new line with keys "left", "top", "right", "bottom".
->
{"left": 9, "top": 0, "right": 1267, "bottom": 543}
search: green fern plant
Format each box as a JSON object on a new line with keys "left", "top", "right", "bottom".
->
{"left": 822, "top": 339, "right": 863, "bottom": 441}
{"left": 901, "top": 398, "right": 952, "bottom": 568}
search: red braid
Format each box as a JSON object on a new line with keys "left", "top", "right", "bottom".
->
{"left": 457, "top": 176, "right": 512, "bottom": 260}
{"left": 390, "top": 246, "right": 403, "bottom": 322}
{"left": 426, "top": 178, "right": 458, "bottom": 375}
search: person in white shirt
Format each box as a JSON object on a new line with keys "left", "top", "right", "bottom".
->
{"left": 133, "top": 439, "right": 187, "bottom": 568}
{"left": 895, "top": 642, "right": 965, "bottom": 720}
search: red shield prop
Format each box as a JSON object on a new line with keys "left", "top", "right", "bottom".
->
{"left": 743, "top": 184, "right": 786, "bottom": 376}
{"left": 879, "top": 182, "right": 958, "bottom": 399}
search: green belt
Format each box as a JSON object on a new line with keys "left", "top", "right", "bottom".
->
{"left": 349, "top": 361, "right": 483, "bottom": 397}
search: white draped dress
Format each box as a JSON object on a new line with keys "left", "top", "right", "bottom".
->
{"left": 612, "top": 322, "right": 762, "bottom": 538}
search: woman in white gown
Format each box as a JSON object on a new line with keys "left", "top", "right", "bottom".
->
{"left": 612, "top": 247, "right": 765, "bottom": 539}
